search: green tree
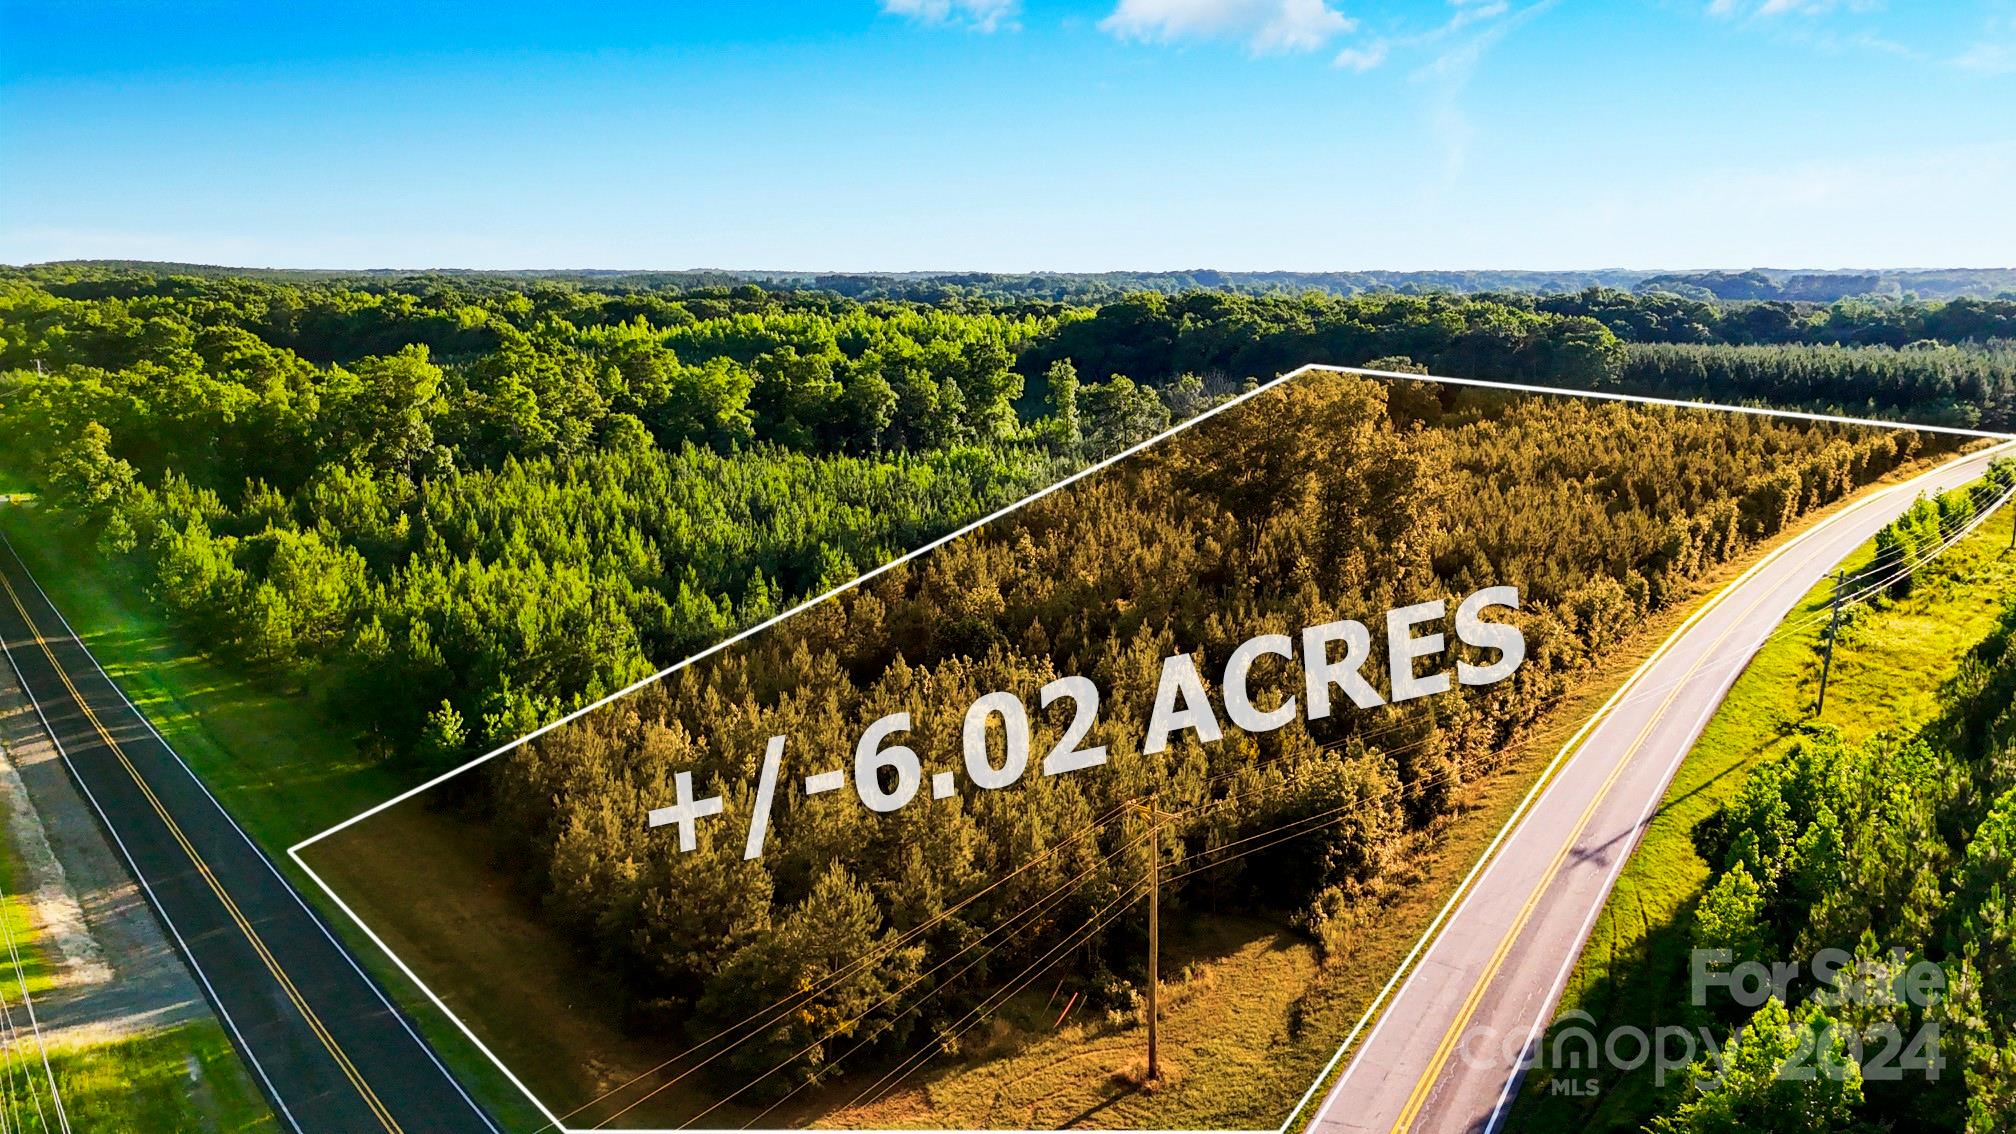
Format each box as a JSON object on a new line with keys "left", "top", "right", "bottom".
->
{"left": 1044, "top": 358, "right": 1082, "bottom": 454}
{"left": 1655, "top": 997, "right": 1863, "bottom": 1134}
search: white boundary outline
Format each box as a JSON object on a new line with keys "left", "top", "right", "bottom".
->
{"left": 275, "top": 364, "right": 2016, "bottom": 1133}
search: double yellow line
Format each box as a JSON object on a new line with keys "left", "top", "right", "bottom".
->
{"left": 1381, "top": 446, "right": 2016, "bottom": 1132}
{"left": 0, "top": 567, "right": 402, "bottom": 1133}
{"left": 1388, "top": 618, "right": 1729, "bottom": 1130}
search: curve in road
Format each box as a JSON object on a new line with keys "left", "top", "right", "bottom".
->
{"left": 1308, "top": 440, "right": 2016, "bottom": 1134}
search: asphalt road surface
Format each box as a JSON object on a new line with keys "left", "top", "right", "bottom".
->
{"left": 1309, "top": 441, "right": 2016, "bottom": 1134}
{"left": 0, "top": 522, "right": 497, "bottom": 1134}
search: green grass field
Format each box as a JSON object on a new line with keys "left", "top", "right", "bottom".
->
{"left": 3, "top": 1022, "right": 275, "bottom": 1133}
{"left": 1508, "top": 495, "right": 2016, "bottom": 1132}
{"left": 0, "top": 800, "right": 272, "bottom": 1130}
{"left": 0, "top": 498, "right": 546, "bottom": 1132}
{"left": 0, "top": 853, "right": 58, "bottom": 1002}
{"left": 2, "top": 458, "right": 1989, "bottom": 1133}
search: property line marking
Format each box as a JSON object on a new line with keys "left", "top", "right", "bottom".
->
{"left": 1281, "top": 434, "right": 2015, "bottom": 1134}
{"left": 265, "top": 360, "right": 2016, "bottom": 1133}
{"left": 287, "top": 366, "right": 2016, "bottom": 860}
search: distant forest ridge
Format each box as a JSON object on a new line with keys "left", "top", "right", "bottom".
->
{"left": 18, "top": 262, "right": 2016, "bottom": 303}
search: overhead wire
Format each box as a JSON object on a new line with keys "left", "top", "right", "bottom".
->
{"left": 566, "top": 466, "right": 2014, "bottom": 1127}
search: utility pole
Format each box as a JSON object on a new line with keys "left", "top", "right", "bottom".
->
{"left": 1131, "top": 794, "right": 1178, "bottom": 1086}
{"left": 1816, "top": 570, "right": 1846, "bottom": 716}
{"left": 1146, "top": 800, "right": 1160, "bottom": 1086}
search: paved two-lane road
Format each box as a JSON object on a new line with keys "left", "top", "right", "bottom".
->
{"left": 1310, "top": 440, "right": 2016, "bottom": 1134}
{"left": 0, "top": 522, "right": 497, "bottom": 1134}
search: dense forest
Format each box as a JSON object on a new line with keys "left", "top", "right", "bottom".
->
{"left": 5, "top": 267, "right": 2015, "bottom": 1108}
{"left": 27, "top": 262, "right": 2016, "bottom": 303}
{"left": 1649, "top": 483, "right": 2016, "bottom": 1134}
{"left": 491, "top": 375, "right": 1939, "bottom": 1098}
{"left": 2, "top": 267, "right": 2013, "bottom": 776}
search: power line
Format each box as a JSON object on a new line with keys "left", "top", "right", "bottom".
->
{"left": 629, "top": 826, "right": 1157, "bottom": 1129}
{"left": 542, "top": 796, "right": 1144, "bottom": 1129}
{"left": 0, "top": 863, "right": 65, "bottom": 1133}
{"left": 566, "top": 467, "right": 2014, "bottom": 1127}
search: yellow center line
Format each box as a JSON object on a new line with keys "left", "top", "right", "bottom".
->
{"left": 1386, "top": 515, "right": 1861, "bottom": 1132}
{"left": 0, "top": 569, "right": 403, "bottom": 1134}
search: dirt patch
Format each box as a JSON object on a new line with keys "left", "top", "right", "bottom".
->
{"left": 0, "top": 658, "right": 209, "bottom": 1046}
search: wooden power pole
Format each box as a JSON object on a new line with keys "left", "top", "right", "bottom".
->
{"left": 1133, "top": 794, "right": 1179, "bottom": 1085}
{"left": 1146, "top": 805, "right": 1160, "bottom": 1084}
{"left": 1816, "top": 571, "right": 1846, "bottom": 716}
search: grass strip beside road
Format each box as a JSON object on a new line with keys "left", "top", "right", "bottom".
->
{"left": 0, "top": 799, "right": 272, "bottom": 1130}
{"left": 0, "top": 499, "right": 544, "bottom": 1133}
{"left": 1507, "top": 491, "right": 2016, "bottom": 1132}
{"left": 6, "top": 1021, "right": 274, "bottom": 1133}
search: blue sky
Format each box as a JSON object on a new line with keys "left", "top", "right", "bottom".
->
{"left": 3, "top": 0, "right": 2014, "bottom": 271}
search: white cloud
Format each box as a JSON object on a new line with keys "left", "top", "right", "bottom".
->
{"left": 1950, "top": 9, "right": 2016, "bottom": 73}
{"left": 882, "top": 0, "right": 1020, "bottom": 33}
{"left": 1330, "top": 0, "right": 1516, "bottom": 72}
{"left": 1333, "top": 41, "right": 1389, "bottom": 70}
{"left": 1410, "top": 1, "right": 1556, "bottom": 182}
{"left": 1446, "top": 0, "right": 1511, "bottom": 32}
{"left": 1101, "top": 0, "right": 1357, "bottom": 55}
{"left": 1954, "top": 41, "right": 2016, "bottom": 73}
{"left": 1703, "top": 0, "right": 2016, "bottom": 77}
{"left": 1707, "top": 0, "right": 1878, "bottom": 19}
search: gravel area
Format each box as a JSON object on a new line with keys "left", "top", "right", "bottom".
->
{"left": 0, "top": 658, "right": 209, "bottom": 1046}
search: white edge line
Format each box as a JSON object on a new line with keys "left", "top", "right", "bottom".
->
{"left": 1482, "top": 603, "right": 1793, "bottom": 1134}
{"left": 1317, "top": 365, "right": 2016, "bottom": 442}
{"left": 1479, "top": 456, "right": 2016, "bottom": 1134}
{"left": 1277, "top": 436, "right": 2016, "bottom": 1134}
{"left": 0, "top": 616, "right": 305, "bottom": 1133}
{"left": 1276, "top": 534, "right": 1734, "bottom": 1132}
{"left": 289, "top": 849, "right": 568, "bottom": 1130}
{"left": 116, "top": 359, "right": 2007, "bottom": 1131}
{"left": 0, "top": 531, "right": 507, "bottom": 1133}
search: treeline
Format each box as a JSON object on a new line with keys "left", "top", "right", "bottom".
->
{"left": 1623, "top": 343, "right": 2016, "bottom": 430}
{"left": 1871, "top": 462, "right": 2016, "bottom": 598}
{"left": 3, "top": 268, "right": 2010, "bottom": 779}
{"left": 23, "top": 262, "right": 2016, "bottom": 302}
{"left": 0, "top": 272, "right": 1639, "bottom": 771}
{"left": 1536, "top": 291, "right": 2016, "bottom": 350}
{"left": 1658, "top": 576, "right": 2016, "bottom": 1133}
{"left": 491, "top": 376, "right": 1940, "bottom": 1090}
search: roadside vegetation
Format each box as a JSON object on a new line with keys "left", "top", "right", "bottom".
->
{"left": 4, "top": 1023, "right": 272, "bottom": 1133}
{"left": 314, "top": 374, "right": 1952, "bottom": 1127}
{"left": 0, "top": 819, "right": 270, "bottom": 1130}
{"left": 5, "top": 269, "right": 2016, "bottom": 1127}
{"left": 1513, "top": 462, "right": 2016, "bottom": 1133}
{"left": 0, "top": 511, "right": 547, "bottom": 1131}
